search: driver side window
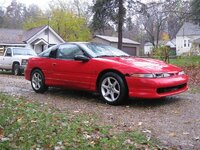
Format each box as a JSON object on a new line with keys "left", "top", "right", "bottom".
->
{"left": 57, "top": 44, "right": 84, "bottom": 60}
{"left": 5, "top": 48, "right": 12, "bottom": 57}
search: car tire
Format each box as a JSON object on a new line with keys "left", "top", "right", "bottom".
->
{"left": 13, "top": 63, "right": 21, "bottom": 76}
{"left": 31, "top": 69, "right": 48, "bottom": 93}
{"left": 98, "top": 72, "right": 128, "bottom": 105}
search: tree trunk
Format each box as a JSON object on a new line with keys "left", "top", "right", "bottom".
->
{"left": 118, "top": 0, "right": 123, "bottom": 50}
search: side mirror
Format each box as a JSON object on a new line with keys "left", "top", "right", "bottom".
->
{"left": 74, "top": 55, "right": 89, "bottom": 62}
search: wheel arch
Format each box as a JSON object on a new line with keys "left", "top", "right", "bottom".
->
{"left": 30, "top": 67, "right": 44, "bottom": 79}
{"left": 12, "top": 61, "right": 20, "bottom": 69}
{"left": 30, "top": 67, "right": 48, "bottom": 93}
{"left": 96, "top": 69, "right": 128, "bottom": 92}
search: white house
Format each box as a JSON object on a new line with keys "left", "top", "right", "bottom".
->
{"left": 176, "top": 22, "right": 200, "bottom": 55}
{"left": 0, "top": 25, "right": 65, "bottom": 54}
{"left": 92, "top": 35, "right": 140, "bottom": 56}
{"left": 144, "top": 42, "right": 154, "bottom": 55}
{"left": 144, "top": 39, "right": 176, "bottom": 55}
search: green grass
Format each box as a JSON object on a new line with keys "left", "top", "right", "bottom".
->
{"left": 169, "top": 56, "right": 200, "bottom": 67}
{"left": 0, "top": 70, "right": 12, "bottom": 75}
{"left": 188, "top": 86, "right": 200, "bottom": 94}
{"left": 0, "top": 93, "right": 159, "bottom": 149}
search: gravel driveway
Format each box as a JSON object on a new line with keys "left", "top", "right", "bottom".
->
{"left": 0, "top": 73, "right": 199, "bottom": 149}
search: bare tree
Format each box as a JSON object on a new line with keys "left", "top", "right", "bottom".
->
{"left": 127, "top": 0, "right": 191, "bottom": 47}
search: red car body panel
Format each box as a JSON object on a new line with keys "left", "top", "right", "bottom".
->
{"left": 25, "top": 56, "right": 189, "bottom": 99}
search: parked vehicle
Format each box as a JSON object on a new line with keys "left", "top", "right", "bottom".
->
{"left": 25, "top": 43, "right": 189, "bottom": 105}
{"left": 0, "top": 47, "right": 37, "bottom": 75}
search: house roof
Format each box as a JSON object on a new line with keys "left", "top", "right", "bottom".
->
{"left": 176, "top": 22, "right": 200, "bottom": 36}
{"left": 0, "top": 28, "right": 24, "bottom": 44}
{"left": 95, "top": 35, "right": 140, "bottom": 45}
{"left": 23, "top": 25, "right": 47, "bottom": 41}
{"left": 0, "top": 25, "right": 64, "bottom": 45}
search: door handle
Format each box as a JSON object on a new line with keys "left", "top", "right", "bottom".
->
{"left": 52, "top": 63, "right": 56, "bottom": 66}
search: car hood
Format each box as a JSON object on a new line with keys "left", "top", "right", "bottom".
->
{"left": 97, "top": 57, "right": 181, "bottom": 73}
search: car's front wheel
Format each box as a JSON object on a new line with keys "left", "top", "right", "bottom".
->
{"left": 99, "top": 72, "right": 127, "bottom": 105}
{"left": 31, "top": 69, "right": 48, "bottom": 93}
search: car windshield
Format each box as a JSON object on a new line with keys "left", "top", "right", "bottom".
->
{"left": 13, "top": 48, "right": 37, "bottom": 56}
{"left": 81, "top": 43, "right": 129, "bottom": 58}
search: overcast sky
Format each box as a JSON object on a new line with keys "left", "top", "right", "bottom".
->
{"left": 0, "top": 0, "right": 155, "bottom": 10}
{"left": 0, "top": 0, "right": 92, "bottom": 9}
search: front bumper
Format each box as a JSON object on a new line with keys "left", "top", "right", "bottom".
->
{"left": 19, "top": 65, "right": 26, "bottom": 73}
{"left": 126, "top": 75, "right": 189, "bottom": 98}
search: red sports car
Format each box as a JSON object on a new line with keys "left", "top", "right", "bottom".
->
{"left": 25, "top": 42, "right": 189, "bottom": 105}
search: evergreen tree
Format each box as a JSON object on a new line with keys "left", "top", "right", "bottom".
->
{"left": 191, "top": 0, "right": 200, "bottom": 24}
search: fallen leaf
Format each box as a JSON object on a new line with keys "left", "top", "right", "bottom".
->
{"left": 194, "top": 136, "right": 200, "bottom": 141}
{"left": 83, "top": 121, "right": 89, "bottom": 124}
{"left": 146, "top": 134, "right": 151, "bottom": 141}
{"left": 123, "top": 139, "right": 134, "bottom": 145}
{"left": 169, "top": 132, "right": 176, "bottom": 137}
{"left": 76, "top": 128, "right": 81, "bottom": 133}
{"left": 17, "top": 117, "right": 23, "bottom": 123}
{"left": 183, "top": 132, "right": 189, "bottom": 135}
{"left": 84, "top": 134, "right": 91, "bottom": 140}
{"left": 73, "top": 110, "right": 79, "bottom": 113}
{"left": 138, "top": 122, "right": 143, "bottom": 126}
{"left": 0, "top": 128, "right": 4, "bottom": 139}
{"left": 31, "top": 120, "right": 37, "bottom": 123}
{"left": 142, "top": 129, "right": 151, "bottom": 134}
{"left": 1, "top": 137, "right": 10, "bottom": 142}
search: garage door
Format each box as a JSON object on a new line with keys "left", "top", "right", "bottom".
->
{"left": 122, "top": 47, "right": 137, "bottom": 56}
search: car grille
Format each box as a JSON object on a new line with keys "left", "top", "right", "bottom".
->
{"left": 154, "top": 72, "right": 179, "bottom": 78}
{"left": 157, "top": 83, "right": 187, "bottom": 94}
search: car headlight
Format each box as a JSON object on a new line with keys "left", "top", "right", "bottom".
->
{"left": 21, "top": 59, "right": 28, "bottom": 65}
{"left": 162, "top": 73, "right": 171, "bottom": 77}
{"left": 130, "top": 73, "right": 155, "bottom": 78}
{"left": 178, "top": 71, "right": 185, "bottom": 76}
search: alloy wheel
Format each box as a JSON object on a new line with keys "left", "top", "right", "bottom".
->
{"left": 32, "top": 72, "right": 42, "bottom": 90}
{"left": 101, "top": 77, "right": 120, "bottom": 102}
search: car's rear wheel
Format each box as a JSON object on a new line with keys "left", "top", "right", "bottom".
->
{"left": 31, "top": 69, "right": 48, "bottom": 93}
{"left": 99, "top": 72, "right": 127, "bottom": 105}
{"left": 13, "top": 63, "right": 21, "bottom": 76}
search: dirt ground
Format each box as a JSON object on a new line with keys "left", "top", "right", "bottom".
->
{"left": 0, "top": 73, "right": 199, "bottom": 149}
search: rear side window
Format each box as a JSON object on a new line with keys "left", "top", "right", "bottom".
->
{"left": 57, "top": 44, "right": 84, "bottom": 60}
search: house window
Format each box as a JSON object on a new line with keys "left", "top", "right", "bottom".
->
{"left": 188, "top": 40, "right": 191, "bottom": 47}
{"left": 184, "top": 40, "right": 187, "bottom": 47}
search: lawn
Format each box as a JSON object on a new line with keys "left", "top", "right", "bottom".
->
{"left": 169, "top": 56, "right": 200, "bottom": 67}
{"left": 168, "top": 56, "right": 200, "bottom": 87}
{"left": 0, "top": 93, "right": 159, "bottom": 149}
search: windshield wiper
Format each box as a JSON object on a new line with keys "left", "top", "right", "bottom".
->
{"left": 95, "top": 55, "right": 114, "bottom": 58}
{"left": 117, "top": 55, "right": 130, "bottom": 57}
